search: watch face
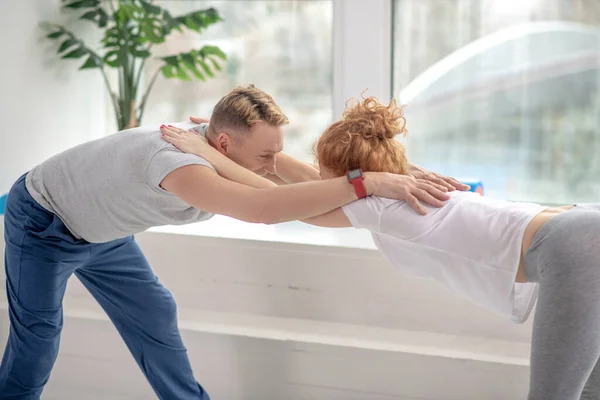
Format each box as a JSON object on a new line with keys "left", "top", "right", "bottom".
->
{"left": 348, "top": 169, "right": 362, "bottom": 180}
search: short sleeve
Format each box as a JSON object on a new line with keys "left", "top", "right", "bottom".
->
{"left": 147, "top": 146, "right": 215, "bottom": 188}
{"left": 342, "top": 197, "right": 390, "bottom": 232}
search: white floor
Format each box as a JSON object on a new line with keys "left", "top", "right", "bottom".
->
{"left": 0, "top": 217, "right": 533, "bottom": 399}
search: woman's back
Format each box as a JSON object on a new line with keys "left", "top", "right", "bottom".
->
{"left": 342, "top": 191, "right": 546, "bottom": 323}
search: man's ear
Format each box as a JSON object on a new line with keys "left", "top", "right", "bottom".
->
{"left": 214, "top": 132, "right": 232, "bottom": 155}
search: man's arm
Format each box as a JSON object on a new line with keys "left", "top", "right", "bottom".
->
{"left": 187, "top": 156, "right": 352, "bottom": 227}
{"left": 301, "top": 208, "right": 351, "bottom": 228}
{"left": 162, "top": 165, "right": 359, "bottom": 224}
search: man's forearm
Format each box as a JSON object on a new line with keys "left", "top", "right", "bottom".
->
{"left": 275, "top": 153, "right": 321, "bottom": 184}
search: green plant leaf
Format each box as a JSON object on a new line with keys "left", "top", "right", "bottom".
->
{"left": 162, "top": 10, "right": 181, "bottom": 33}
{"left": 97, "top": 8, "right": 109, "bottom": 27}
{"left": 161, "top": 64, "right": 176, "bottom": 78}
{"left": 162, "top": 56, "right": 179, "bottom": 66}
{"left": 102, "top": 26, "right": 121, "bottom": 47}
{"left": 180, "top": 54, "right": 205, "bottom": 81}
{"left": 62, "top": 46, "right": 88, "bottom": 59}
{"left": 130, "top": 47, "right": 151, "bottom": 58}
{"left": 197, "top": 59, "right": 214, "bottom": 78}
{"left": 140, "top": 0, "right": 161, "bottom": 15}
{"left": 102, "top": 23, "right": 144, "bottom": 64}
{"left": 182, "top": 15, "right": 199, "bottom": 31}
{"left": 104, "top": 49, "right": 125, "bottom": 67}
{"left": 200, "top": 45, "right": 227, "bottom": 60}
{"left": 58, "top": 38, "right": 79, "bottom": 53}
{"left": 208, "top": 58, "right": 222, "bottom": 72}
{"left": 44, "top": 25, "right": 105, "bottom": 70}
{"left": 80, "top": 10, "right": 98, "bottom": 21}
{"left": 171, "top": 8, "right": 224, "bottom": 34}
{"left": 185, "top": 65, "right": 206, "bottom": 81}
{"left": 180, "top": 53, "right": 196, "bottom": 68}
{"left": 191, "top": 13, "right": 206, "bottom": 28}
{"left": 159, "top": 45, "right": 226, "bottom": 83}
{"left": 79, "top": 6, "right": 109, "bottom": 27}
{"left": 198, "top": 45, "right": 226, "bottom": 72}
{"left": 203, "top": 8, "right": 223, "bottom": 24}
{"left": 64, "top": 0, "right": 100, "bottom": 9}
{"left": 175, "top": 66, "right": 191, "bottom": 81}
{"left": 79, "top": 55, "right": 103, "bottom": 69}
{"left": 160, "top": 63, "right": 192, "bottom": 82}
{"left": 117, "top": 4, "right": 137, "bottom": 21}
{"left": 47, "top": 30, "right": 64, "bottom": 39}
{"left": 140, "top": 18, "right": 165, "bottom": 44}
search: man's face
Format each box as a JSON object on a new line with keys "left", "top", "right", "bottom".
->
{"left": 213, "top": 121, "right": 284, "bottom": 176}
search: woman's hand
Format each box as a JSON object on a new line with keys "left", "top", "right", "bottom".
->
{"left": 161, "top": 124, "right": 275, "bottom": 189}
{"left": 189, "top": 116, "right": 209, "bottom": 124}
{"left": 160, "top": 124, "right": 216, "bottom": 161}
{"left": 365, "top": 172, "right": 450, "bottom": 215}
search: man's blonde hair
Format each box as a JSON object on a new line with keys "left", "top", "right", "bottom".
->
{"left": 209, "top": 84, "right": 289, "bottom": 135}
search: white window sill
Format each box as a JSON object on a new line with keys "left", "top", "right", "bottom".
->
{"left": 148, "top": 215, "right": 377, "bottom": 250}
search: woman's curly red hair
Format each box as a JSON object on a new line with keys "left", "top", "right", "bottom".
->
{"left": 316, "top": 94, "right": 408, "bottom": 177}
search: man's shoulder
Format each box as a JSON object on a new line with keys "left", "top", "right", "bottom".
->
{"left": 117, "top": 120, "right": 201, "bottom": 134}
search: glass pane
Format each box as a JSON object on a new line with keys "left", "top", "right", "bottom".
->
{"left": 393, "top": 0, "right": 600, "bottom": 204}
{"left": 144, "top": 0, "right": 333, "bottom": 162}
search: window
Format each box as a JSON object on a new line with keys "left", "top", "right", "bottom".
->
{"left": 393, "top": 0, "right": 600, "bottom": 204}
{"left": 144, "top": 0, "right": 333, "bottom": 162}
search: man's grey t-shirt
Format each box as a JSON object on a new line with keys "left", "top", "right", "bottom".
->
{"left": 26, "top": 121, "right": 213, "bottom": 243}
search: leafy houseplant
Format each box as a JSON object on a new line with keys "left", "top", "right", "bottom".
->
{"left": 44, "top": 0, "right": 227, "bottom": 130}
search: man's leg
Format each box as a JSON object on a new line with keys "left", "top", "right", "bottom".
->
{"left": 0, "top": 176, "right": 89, "bottom": 399}
{"left": 75, "top": 236, "right": 209, "bottom": 400}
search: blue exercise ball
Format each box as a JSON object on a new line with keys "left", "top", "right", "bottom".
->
{"left": 0, "top": 194, "right": 7, "bottom": 215}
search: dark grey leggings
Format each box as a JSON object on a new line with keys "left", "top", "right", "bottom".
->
{"left": 523, "top": 204, "right": 600, "bottom": 400}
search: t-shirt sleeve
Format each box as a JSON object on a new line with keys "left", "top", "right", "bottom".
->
{"left": 342, "top": 197, "right": 388, "bottom": 232}
{"left": 147, "top": 145, "right": 215, "bottom": 188}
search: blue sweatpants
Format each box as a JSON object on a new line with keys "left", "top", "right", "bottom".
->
{"left": 0, "top": 174, "right": 210, "bottom": 400}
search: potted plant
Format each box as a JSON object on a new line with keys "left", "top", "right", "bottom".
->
{"left": 44, "top": 0, "right": 227, "bottom": 130}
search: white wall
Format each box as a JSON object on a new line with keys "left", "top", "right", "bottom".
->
{"left": 0, "top": 0, "right": 109, "bottom": 194}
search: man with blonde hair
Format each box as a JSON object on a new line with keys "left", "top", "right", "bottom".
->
{"left": 0, "top": 84, "right": 462, "bottom": 399}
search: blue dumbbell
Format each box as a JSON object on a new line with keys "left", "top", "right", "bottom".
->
{"left": 459, "top": 179, "right": 484, "bottom": 195}
{"left": 0, "top": 194, "right": 7, "bottom": 215}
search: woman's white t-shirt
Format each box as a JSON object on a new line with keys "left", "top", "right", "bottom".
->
{"left": 342, "top": 191, "right": 546, "bottom": 323}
